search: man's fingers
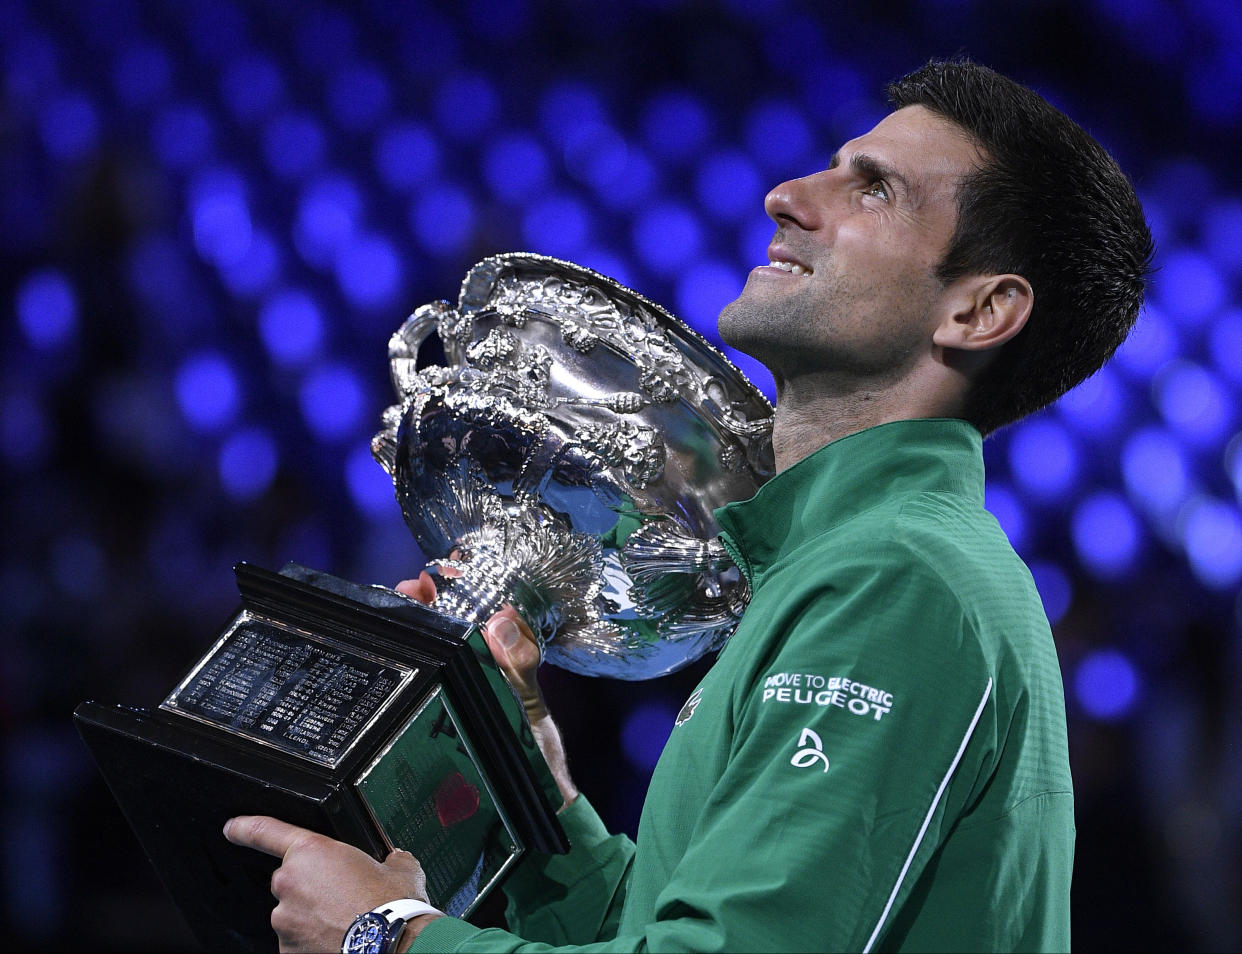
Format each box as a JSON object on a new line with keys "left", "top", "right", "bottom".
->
{"left": 224, "top": 815, "right": 316, "bottom": 859}
{"left": 395, "top": 571, "right": 437, "bottom": 604}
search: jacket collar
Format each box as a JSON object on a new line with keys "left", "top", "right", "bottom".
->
{"left": 715, "top": 418, "right": 985, "bottom": 584}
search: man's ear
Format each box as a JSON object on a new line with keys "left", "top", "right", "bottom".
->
{"left": 932, "top": 274, "right": 1033, "bottom": 353}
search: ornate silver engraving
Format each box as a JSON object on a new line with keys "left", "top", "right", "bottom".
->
{"left": 373, "top": 253, "right": 774, "bottom": 679}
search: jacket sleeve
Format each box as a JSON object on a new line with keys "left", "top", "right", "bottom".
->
{"left": 500, "top": 795, "right": 635, "bottom": 944}
{"left": 410, "top": 552, "right": 1000, "bottom": 953}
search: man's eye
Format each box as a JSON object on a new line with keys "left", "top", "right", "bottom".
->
{"left": 863, "top": 181, "right": 890, "bottom": 201}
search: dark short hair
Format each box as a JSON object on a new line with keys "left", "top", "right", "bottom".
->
{"left": 887, "top": 59, "right": 1154, "bottom": 436}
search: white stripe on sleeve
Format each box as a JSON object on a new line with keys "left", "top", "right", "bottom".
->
{"left": 862, "top": 677, "right": 993, "bottom": 954}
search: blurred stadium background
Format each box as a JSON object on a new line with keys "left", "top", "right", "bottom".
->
{"left": 3, "top": 0, "right": 1241, "bottom": 949}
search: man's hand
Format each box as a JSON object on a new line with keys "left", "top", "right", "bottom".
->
{"left": 395, "top": 572, "right": 545, "bottom": 717}
{"left": 223, "top": 815, "right": 438, "bottom": 953}
{"left": 395, "top": 571, "right": 579, "bottom": 810}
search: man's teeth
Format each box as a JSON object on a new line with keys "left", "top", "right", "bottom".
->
{"left": 769, "top": 260, "right": 811, "bottom": 276}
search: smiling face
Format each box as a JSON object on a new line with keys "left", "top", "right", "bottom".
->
{"left": 718, "top": 105, "right": 983, "bottom": 399}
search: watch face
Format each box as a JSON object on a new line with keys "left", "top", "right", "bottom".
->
{"left": 342, "top": 911, "right": 391, "bottom": 954}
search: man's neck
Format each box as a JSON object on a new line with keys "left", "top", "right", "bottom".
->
{"left": 770, "top": 375, "right": 962, "bottom": 473}
{"left": 770, "top": 400, "right": 883, "bottom": 472}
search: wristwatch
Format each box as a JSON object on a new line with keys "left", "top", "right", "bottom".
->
{"left": 340, "top": 898, "right": 442, "bottom": 954}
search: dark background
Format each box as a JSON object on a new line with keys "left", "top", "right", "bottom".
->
{"left": 4, "top": 0, "right": 1241, "bottom": 949}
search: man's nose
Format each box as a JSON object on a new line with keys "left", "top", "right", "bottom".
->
{"left": 763, "top": 172, "right": 826, "bottom": 230}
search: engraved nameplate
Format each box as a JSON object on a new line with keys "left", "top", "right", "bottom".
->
{"left": 161, "top": 611, "right": 415, "bottom": 768}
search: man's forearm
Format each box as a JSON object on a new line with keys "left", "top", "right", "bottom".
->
{"left": 528, "top": 711, "right": 579, "bottom": 811}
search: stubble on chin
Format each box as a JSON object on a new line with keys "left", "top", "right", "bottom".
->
{"left": 717, "top": 284, "right": 827, "bottom": 378}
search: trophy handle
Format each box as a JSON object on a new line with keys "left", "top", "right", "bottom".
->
{"left": 387, "top": 300, "right": 468, "bottom": 397}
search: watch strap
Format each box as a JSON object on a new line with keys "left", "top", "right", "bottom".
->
{"left": 376, "top": 898, "right": 443, "bottom": 923}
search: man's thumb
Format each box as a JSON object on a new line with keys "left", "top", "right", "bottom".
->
{"left": 385, "top": 847, "right": 417, "bottom": 870}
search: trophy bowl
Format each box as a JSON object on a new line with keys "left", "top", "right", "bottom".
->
{"left": 372, "top": 253, "right": 775, "bottom": 679}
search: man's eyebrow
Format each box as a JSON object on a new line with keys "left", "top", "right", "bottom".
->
{"left": 829, "top": 151, "right": 921, "bottom": 206}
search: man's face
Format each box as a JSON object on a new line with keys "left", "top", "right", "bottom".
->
{"left": 718, "top": 105, "right": 982, "bottom": 392}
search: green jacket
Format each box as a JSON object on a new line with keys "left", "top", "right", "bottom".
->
{"left": 411, "top": 419, "right": 1074, "bottom": 953}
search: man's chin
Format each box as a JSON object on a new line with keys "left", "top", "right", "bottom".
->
{"left": 716, "top": 297, "right": 770, "bottom": 355}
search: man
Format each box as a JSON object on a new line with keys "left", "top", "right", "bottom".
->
{"left": 225, "top": 59, "right": 1152, "bottom": 952}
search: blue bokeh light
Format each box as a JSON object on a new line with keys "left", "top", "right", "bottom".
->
{"left": 374, "top": 122, "right": 438, "bottom": 193}
{"left": 190, "top": 169, "right": 252, "bottom": 268}
{"left": 1057, "top": 365, "right": 1128, "bottom": 438}
{"left": 745, "top": 99, "right": 814, "bottom": 173}
{"left": 1114, "top": 306, "right": 1178, "bottom": 381}
{"left": 1207, "top": 308, "right": 1242, "bottom": 383}
{"left": 1203, "top": 198, "right": 1242, "bottom": 272}
{"left": 16, "top": 268, "right": 78, "bottom": 350}
{"left": 563, "top": 122, "right": 630, "bottom": 192}
{"left": 594, "top": 148, "right": 659, "bottom": 211}
{"left": 1180, "top": 496, "right": 1242, "bottom": 589}
{"left": 220, "top": 51, "right": 285, "bottom": 123}
{"left": 620, "top": 699, "right": 677, "bottom": 772}
{"left": 219, "top": 227, "right": 282, "bottom": 297}
{"left": 0, "top": 391, "right": 50, "bottom": 469}
{"left": 538, "top": 82, "right": 606, "bottom": 148}
{"left": 335, "top": 232, "right": 402, "bottom": 309}
{"left": 112, "top": 41, "right": 173, "bottom": 110}
{"left": 346, "top": 442, "right": 396, "bottom": 518}
{"left": 696, "top": 150, "right": 764, "bottom": 222}
{"left": 6, "top": 29, "right": 61, "bottom": 108}
{"left": 985, "top": 481, "right": 1030, "bottom": 553}
{"left": 294, "top": 174, "right": 363, "bottom": 267}
{"left": 1028, "top": 560, "right": 1074, "bottom": 625}
{"left": 327, "top": 61, "right": 392, "bottom": 132}
{"left": 151, "top": 102, "right": 213, "bottom": 170}
{"left": 1074, "top": 648, "right": 1142, "bottom": 722}
{"left": 39, "top": 91, "right": 99, "bottom": 163}
{"left": 434, "top": 71, "right": 499, "bottom": 141}
{"left": 263, "top": 111, "right": 327, "bottom": 180}
{"left": 641, "top": 90, "right": 711, "bottom": 163}
{"left": 522, "top": 193, "right": 590, "bottom": 260}
{"left": 740, "top": 216, "right": 776, "bottom": 268}
{"left": 259, "top": 288, "right": 324, "bottom": 367}
{"left": 675, "top": 261, "right": 742, "bottom": 335}
{"left": 219, "top": 427, "right": 279, "bottom": 501}
{"left": 1152, "top": 248, "right": 1226, "bottom": 328}
{"left": 1072, "top": 492, "right": 1144, "bottom": 580}
{"left": 1148, "top": 158, "right": 1214, "bottom": 230}
{"left": 410, "top": 184, "right": 477, "bottom": 256}
{"left": 632, "top": 201, "right": 703, "bottom": 275}
{"left": 174, "top": 352, "right": 241, "bottom": 433}
{"left": 1152, "top": 359, "right": 1233, "bottom": 446}
{"left": 299, "top": 363, "right": 366, "bottom": 442}
{"left": 483, "top": 133, "right": 551, "bottom": 203}
{"left": 1121, "top": 427, "right": 1192, "bottom": 517}
{"left": 1008, "top": 418, "right": 1080, "bottom": 502}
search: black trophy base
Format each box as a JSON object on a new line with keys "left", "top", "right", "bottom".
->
{"left": 74, "top": 563, "right": 565, "bottom": 953}
{"left": 75, "top": 701, "right": 355, "bottom": 951}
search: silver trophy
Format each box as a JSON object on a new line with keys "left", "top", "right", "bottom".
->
{"left": 73, "top": 255, "right": 777, "bottom": 948}
{"left": 372, "top": 253, "right": 775, "bottom": 679}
